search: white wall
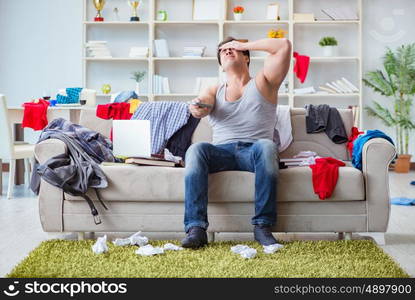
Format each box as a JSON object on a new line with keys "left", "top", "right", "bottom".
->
{"left": 0, "top": 0, "right": 414, "bottom": 157}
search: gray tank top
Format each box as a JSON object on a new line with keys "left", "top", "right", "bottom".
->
{"left": 208, "top": 78, "right": 277, "bottom": 145}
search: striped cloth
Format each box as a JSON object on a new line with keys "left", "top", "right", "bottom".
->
{"left": 132, "top": 101, "right": 190, "bottom": 154}
{"left": 57, "top": 87, "right": 83, "bottom": 104}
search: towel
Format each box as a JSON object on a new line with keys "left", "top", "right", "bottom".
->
{"left": 22, "top": 99, "right": 50, "bottom": 130}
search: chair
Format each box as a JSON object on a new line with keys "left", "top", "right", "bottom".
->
{"left": 0, "top": 94, "right": 35, "bottom": 198}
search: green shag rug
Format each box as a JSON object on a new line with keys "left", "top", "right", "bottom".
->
{"left": 7, "top": 240, "right": 409, "bottom": 278}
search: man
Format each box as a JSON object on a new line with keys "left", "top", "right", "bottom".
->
{"left": 181, "top": 36, "right": 291, "bottom": 249}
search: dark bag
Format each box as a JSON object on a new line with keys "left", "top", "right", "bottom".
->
{"left": 37, "top": 153, "right": 107, "bottom": 225}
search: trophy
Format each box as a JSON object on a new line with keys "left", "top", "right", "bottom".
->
{"left": 128, "top": 1, "right": 140, "bottom": 22}
{"left": 93, "top": 0, "right": 106, "bottom": 22}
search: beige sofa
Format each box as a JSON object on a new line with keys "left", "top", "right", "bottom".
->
{"left": 35, "top": 108, "right": 396, "bottom": 243}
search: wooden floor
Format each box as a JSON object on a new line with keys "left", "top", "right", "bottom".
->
{"left": 0, "top": 171, "right": 414, "bottom": 277}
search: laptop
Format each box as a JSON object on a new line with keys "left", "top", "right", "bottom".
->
{"left": 112, "top": 120, "right": 152, "bottom": 158}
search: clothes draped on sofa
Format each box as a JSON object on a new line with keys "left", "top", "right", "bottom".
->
{"left": 165, "top": 115, "right": 200, "bottom": 160}
{"left": 21, "top": 99, "right": 50, "bottom": 130}
{"left": 274, "top": 105, "right": 293, "bottom": 153}
{"left": 352, "top": 129, "right": 394, "bottom": 170}
{"left": 96, "top": 102, "right": 133, "bottom": 140}
{"left": 309, "top": 157, "right": 345, "bottom": 200}
{"left": 305, "top": 104, "right": 348, "bottom": 144}
{"left": 31, "top": 118, "right": 120, "bottom": 224}
{"left": 132, "top": 101, "right": 190, "bottom": 154}
{"left": 346, "top": 126, "right": 365, "bottom": 157}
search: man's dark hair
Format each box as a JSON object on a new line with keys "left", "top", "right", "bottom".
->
{"left": 217, "top": 36, "right": 250, "bottom": 67}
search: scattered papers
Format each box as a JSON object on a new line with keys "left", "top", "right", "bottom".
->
{"left": 136, "top": 244, "right": 164, "bottom": 256}
{"left": 231, "top": 244, "right": 257, "bottom": 259}
{"left": 113, "top": 231, "right": 149, "bottom": 247}
{"left": 92, "top": 235, "right": 109, "bottom": 254}
{"left": 263, "top": 243, "right": 284, "bottom": 254}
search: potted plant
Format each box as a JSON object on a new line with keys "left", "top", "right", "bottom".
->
{"left": 131, "top": 70, "right": 146, "bottom": 95}
{"left": 233, "top": 6, "right": 244, "bottom": 21}
{"left": 363, "top": 43, "right": 415, "bottom": 173}
{"left": 319, "top": 36, "right": 338, "bottom": 57}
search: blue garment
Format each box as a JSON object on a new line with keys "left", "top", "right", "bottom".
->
{"left": 114, "top": 91, "right": 137, "bottom": 103}
{"left": 390, "top": 197, "right": 415, "bottom": 206}
{"left": 131, "top": 101, "right": 190, "bottom": 154}
{"left": 57, "top": 87, "right": 83, "bottom": 104}
{"left": 410, "top": 181, "right": 415, "bottom": 185}
{"left": 184, "top": 139, "right": 278, "bottom": 232}
{"left": 352, "top": 130, "right": 394, "bottom": 170}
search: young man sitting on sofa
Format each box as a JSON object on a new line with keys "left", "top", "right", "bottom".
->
{"left": 182, "top": 36, "right": 292, "bottom": 249}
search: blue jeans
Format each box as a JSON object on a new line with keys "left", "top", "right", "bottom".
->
{"left": 184, "top": 139, "right": 279, "bottom": 233}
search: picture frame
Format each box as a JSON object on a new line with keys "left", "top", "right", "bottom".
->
{"left": 266, "top": 4, "right": 280, "bottom": 20}
{"left": 192, "top": 0, "right": 220, "bottom": 20}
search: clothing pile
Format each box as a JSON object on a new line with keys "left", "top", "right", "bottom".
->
{"left": 31, "top": 118, "right": 121, "bottom": 224}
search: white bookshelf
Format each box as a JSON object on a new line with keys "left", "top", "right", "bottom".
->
{"left": 82, "top": 0, "right": 362, "bottom": 127}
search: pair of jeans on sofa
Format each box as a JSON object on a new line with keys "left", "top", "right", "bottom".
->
{"left": 184, "top": 139, "right": 278, "bottom": 232}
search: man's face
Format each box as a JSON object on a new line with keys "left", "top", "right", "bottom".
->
{"left": 219, "top": 47, "right": 248, "bottom": 70}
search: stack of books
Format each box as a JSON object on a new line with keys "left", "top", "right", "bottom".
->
{"left": 85, "top": 41, "right": 112, "bottom": 58}
{"left": 129, "top": 47, "right": 149, "bottom": 58}
{"left": 152, "top": 74, "right": 170, "bottom": 94}
{"left": 183, "top": 46, "right": 206, "bottom": 58}
{"left": 321, "top": 7, "right": 359, "bottom": 20}
{"left": 318, "top": 77, "right": 359, "bottom": 94}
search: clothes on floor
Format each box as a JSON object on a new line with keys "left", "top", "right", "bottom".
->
{"left": 96, "top": 102, "right": 133, "bottom": 140}
{"left": 165, "top": 115, "right": 200, "bottom": 160}
{"left": 309, "top": 157, "right": 345, "bottom": 200}
{"left": 114, "top": 91, "right": 138, "bottom": 103}
{"left": 347, "top": 126, "right": 365, "bottom": 158}
{"left": 352, "top": 130, "right": 394, "bottom": 170}
{"left": 293, "top": 52, "right": 310, "bottom": 83}
{"left": 209, "top": 78, "right": 277, "bottom": 145}
{"left": 390, "top": 197, "right": 415, "bottom": 206}
{"left": 305, "top": 104, "right": 348, "bottom": 144}
{"left": 21, "top": 99, "right": 50, "bottom": 130}
{"left": 56, "top": 87, "right": 83, "bottom": 104}
{"left": 274, "top": 105, "right": 293, "bottom": 153}
{"left": 132, "top": 101, "right": 190, "bottom": 154}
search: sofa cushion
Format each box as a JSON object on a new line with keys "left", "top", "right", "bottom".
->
{"left": 65, "top": 164, "right": 364, "bottom": 202}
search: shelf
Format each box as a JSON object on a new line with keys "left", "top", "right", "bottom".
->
{"left": 154, "top": 94, "right": 197, "bottom": 97}
{"left": 293, "top": 93, "right": 360, "bottom": 97}
{"left": 84, "top": 21, "right": 149, "bottom": 25}
{"left": 153, "top": 57, "right": 217, "bottom": 61}
{"left": 96, "top": 94, "right": 149, "bottom": 97}
{"left": 224, "top": 20, "right": 289, "bottom": 24}
{"left": 84, "top": 57, "right": 149, "bottom": 61}
{"left": 154, "top": 21, "right": 219, "bottom": 25}
{"left": 294, "top": 20, "right": 360, "bottom": 24}
{"left": 310, "top": 56, "right": 359, "bottom": 62}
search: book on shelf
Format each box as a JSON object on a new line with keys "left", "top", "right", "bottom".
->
{"left": 85, "top": 40, "right": 112, "bottom": 58}
{"left": 318, "top": 78, "right": 359, "bottom": 94}
{"left": 125, "top": 156, "right": 177, "bottom": 167}
{"left": 154, "top": 39, "right": 170, "bottom": 57}
{"left": 321, "top": 7, "right": 359, "bottom": 20}
{"left": 153, "top": 74, "right": 170, "bottom": 94}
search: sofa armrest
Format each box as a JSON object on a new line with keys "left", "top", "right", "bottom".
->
{"left": 34, "top": 139, "right": 68, "bottom": 164}
{"left": 362, "top": 137, "right": 396, "bottom": 232}
{"left": 34, "top": 139, "right": 67, "bottom": 232}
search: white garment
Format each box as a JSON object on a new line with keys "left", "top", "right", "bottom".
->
{"left": 275, "top": 105, "right": 293, "bottom": 153}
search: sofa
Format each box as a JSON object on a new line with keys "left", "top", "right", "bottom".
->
{"left": 34, "top": 107, "right": 396, "bottom": 242}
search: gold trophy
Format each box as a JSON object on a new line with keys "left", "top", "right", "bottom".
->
{"left": 128, "top": 1, "right": 140, "bottom": 22}
{"left": 93, "top": 0, "right": 106, "bottom": 22}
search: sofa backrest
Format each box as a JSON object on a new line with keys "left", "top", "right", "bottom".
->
{"left": 191, "top": 108, "right": 353, "bottom": 161}
{"left": 79, "top": 107, "right": 353, "bottom": 161}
